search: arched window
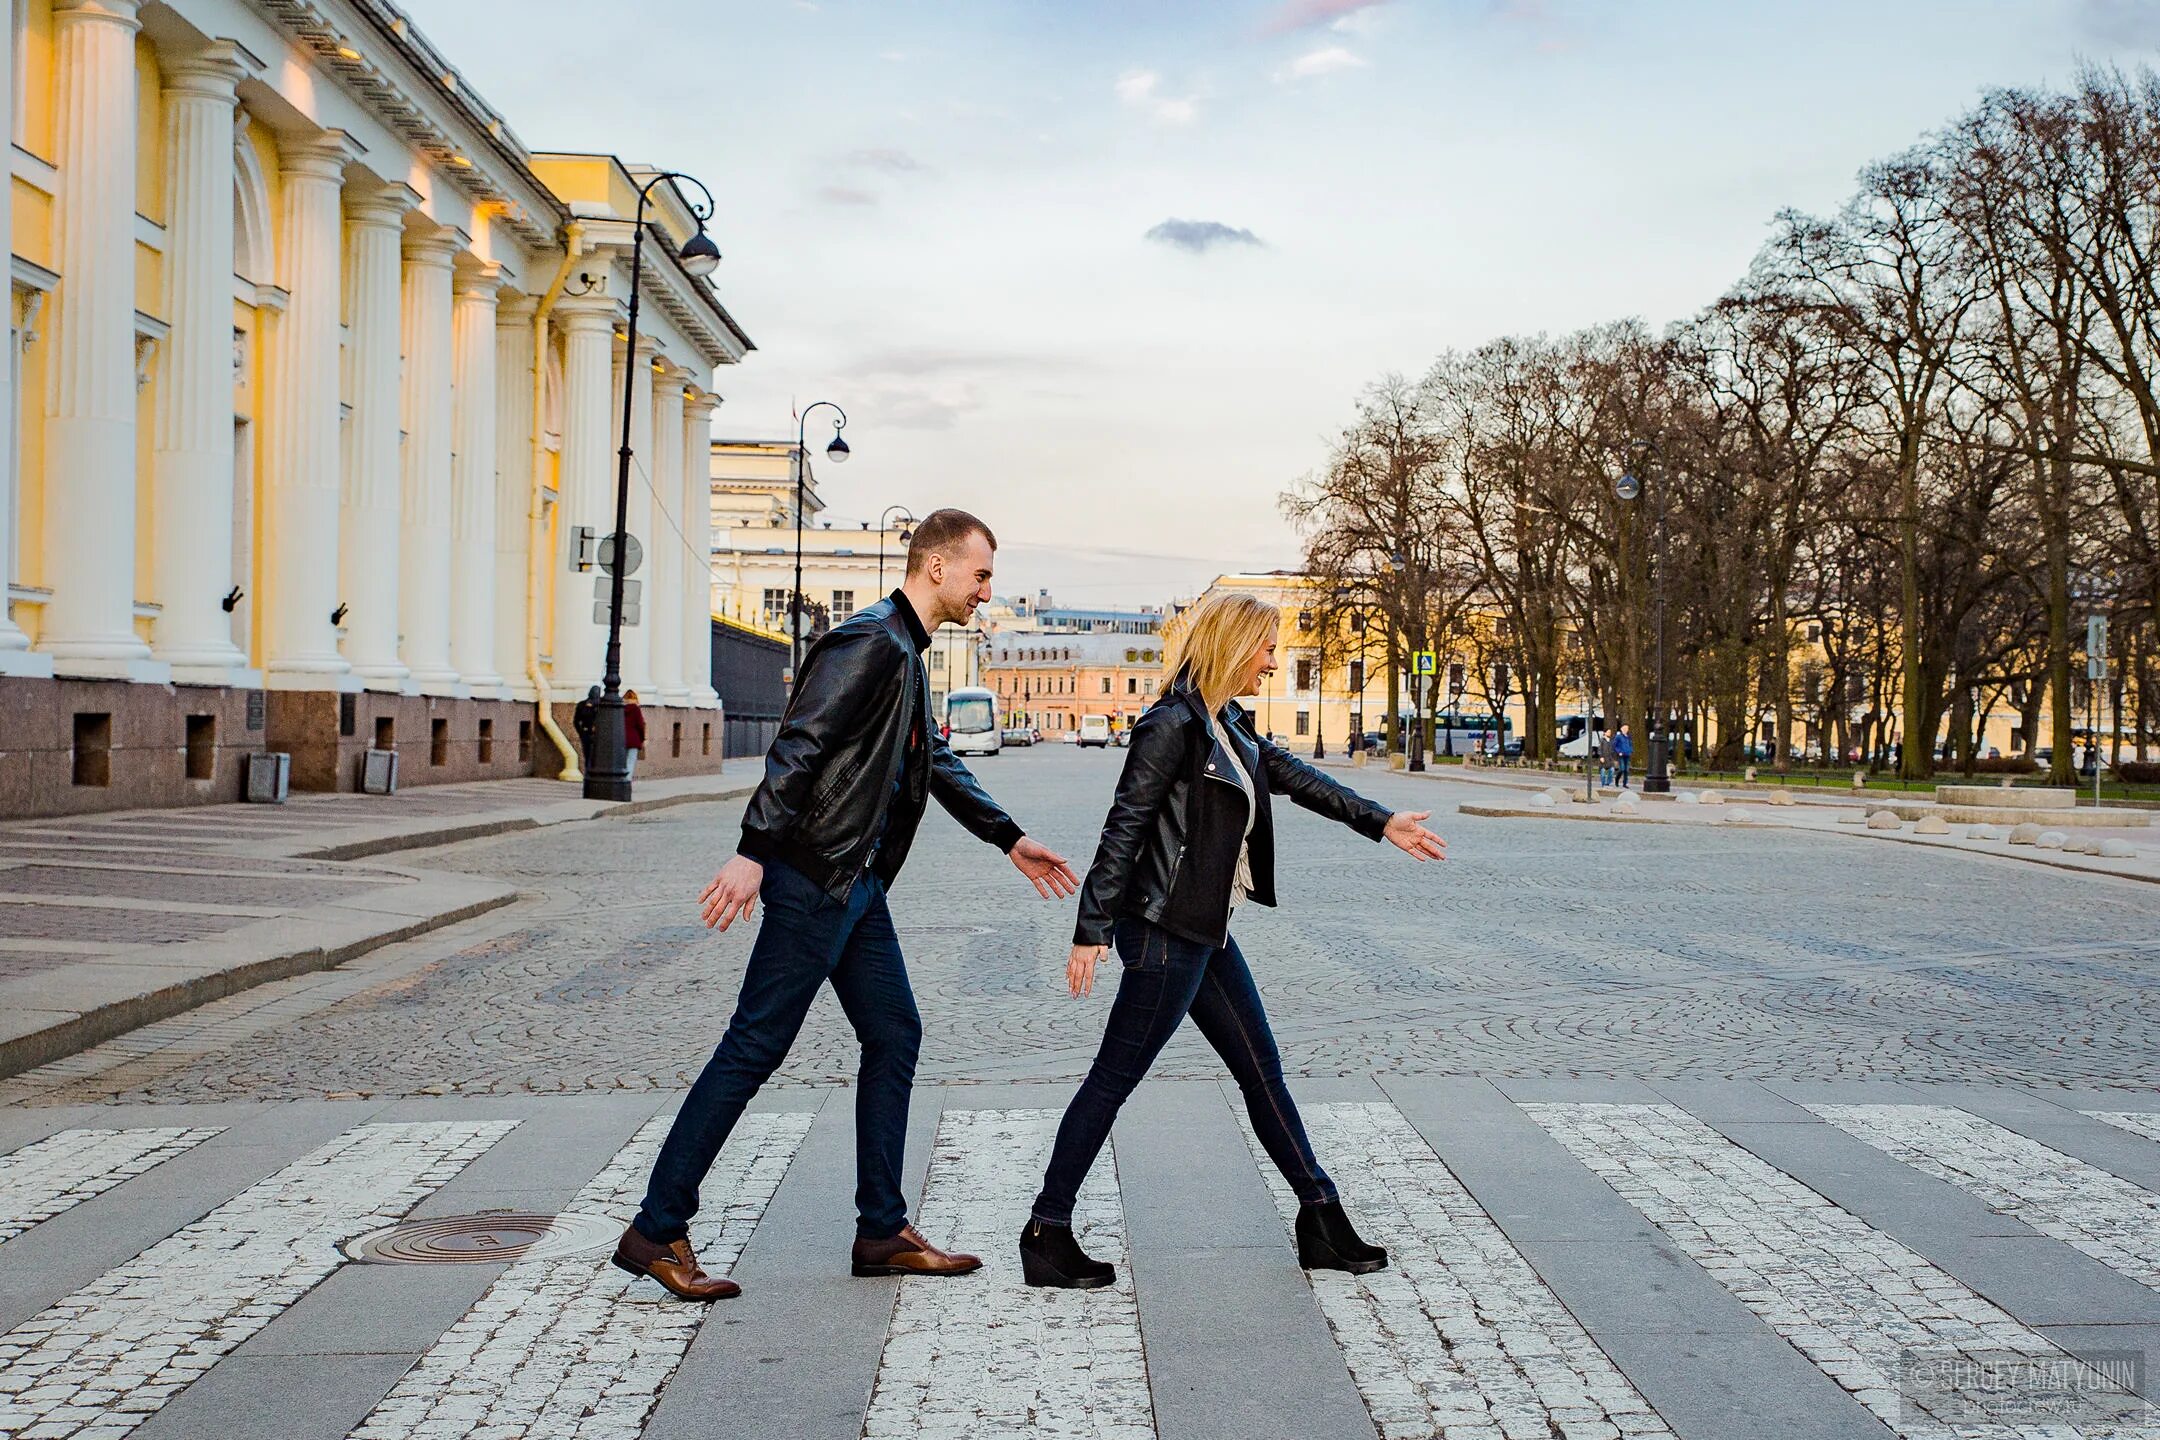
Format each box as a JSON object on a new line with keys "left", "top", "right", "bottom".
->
{"left": 232, "top": 130, "right": 274, "bottom": 287}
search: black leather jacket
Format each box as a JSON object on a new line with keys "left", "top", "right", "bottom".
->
{"left": 1073, "top": 679, "right": 1392, "bottom": 948}
{"left": 739, "top": 592, "right": 1023, "bottom": 901}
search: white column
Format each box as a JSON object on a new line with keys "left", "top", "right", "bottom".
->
{"left": 683, "top": 390, "right": 719, "bottom": 707}
{"left": 492, "top": 293, "right": 536, "bottom": 700}
{"left": 0, "top": 0, "right": 41, "bottom": 672}
{"left": 550, "top": 297, "right": 612, "bottom": 692}
{"left": 648, "top": 367, "right": 685, "bottom": 705}
{"left": 260, "top": 130, "right": 359, "bottom": 686}
{"left": 37, "top": 0, "right": 161, "bottom": 676}
{"left": 148, "top": 43, "right": 252, "bottom": 679}
{"left": 337, "top": 182, "right": 415, "bottom": 688}
{"left": 449, "top": 262, "right": 503, "bottom": 694}
{"left": 397, "top": 228, "right": 459, "bottom": 692}
{"left": 613, "top": 335, "right": 654, "bottom": 698}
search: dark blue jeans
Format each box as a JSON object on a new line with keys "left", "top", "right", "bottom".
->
{"left": 1616, "top": 757, "right": 1631, "bottom": 788}
{"left": 634, "top": 859, "right": 920, "bottom": 1244}
{"left": 1032, "top": 917, "right": 1336, "bottom": 1226}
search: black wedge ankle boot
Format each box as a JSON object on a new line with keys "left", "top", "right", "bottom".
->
{"left": 1296, "top": 1200, "right": 1388, "bottom": 1275}
{"left": 1020, "top": 1218, "right": 1116, "bottom": 1289}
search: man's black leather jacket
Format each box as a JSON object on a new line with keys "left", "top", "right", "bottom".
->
{"left": 1073, "top": 678, "right": 1391, "bottom": 948}
{"left": 739, "top": 592, "right": 1022, "bottom": 901}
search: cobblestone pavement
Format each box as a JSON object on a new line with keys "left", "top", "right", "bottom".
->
{"left": 12, "top": 746, "right": 2158, "bottom": 1103}
{"left": 5, "top": 1084, "right": 2160, "bottom": 1440}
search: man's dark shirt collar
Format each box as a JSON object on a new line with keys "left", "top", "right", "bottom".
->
{"left": 891, "top": 589, "right": 933, "bottom": 653}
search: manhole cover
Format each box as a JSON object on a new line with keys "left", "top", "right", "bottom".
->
{"left": 343, "top": 1211, "right": 621, "bottom": 1265}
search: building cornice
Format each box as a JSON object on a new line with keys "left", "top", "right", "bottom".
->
{"left": 245, "top": 0, "right": 568, "bottom": 249}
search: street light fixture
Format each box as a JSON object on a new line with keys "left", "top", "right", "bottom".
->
{"left": 585, "top": 170, "right": 722, "bottom": 803}
{"left": 791, "top": 401, "right": 851, "bottom": 679}
{"left": 877, "top": 505, "right": 917, "bottom": 593}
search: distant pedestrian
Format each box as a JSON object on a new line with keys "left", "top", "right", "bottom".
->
{"left": 624, "top": 689, "right": 647, "bottom": 779}
{"left": 1598, "top": 730, "right": 1618, "bottom": 788}
{"left": 1613, "top": 724, "right": 1634, "bottom": 789}
{"left": 573, "top": 685, "right": 602, "bottom": 770}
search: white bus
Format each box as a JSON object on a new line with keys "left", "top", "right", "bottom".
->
{"left": 944, "top": 687, "right": 1001, "bottom": 757}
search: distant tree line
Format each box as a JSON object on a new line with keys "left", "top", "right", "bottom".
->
{"left": 1287, "top": 69, "right": 2160, "bottom": 782}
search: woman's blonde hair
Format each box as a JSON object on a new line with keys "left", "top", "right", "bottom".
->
{"left": 1169, "top": 593, "right": 1279, "bottom": 710}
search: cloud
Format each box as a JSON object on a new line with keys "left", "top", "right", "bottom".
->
{"left": 1144, "top": 218, "right": 1264, "bottom": 254}
{"left": 1278, "top": 45, "right": 1367, "bottom": 81}
{"left": 1260, "top": 0, "right": 1386, "bottom": 37}
{"left": 817, "top": 185, "right": 878, "bottom": 206}
{"left": 848, "top": 147, "right": 928, "bottom": 174}
{"left": 836, "top": 347, "right": 1095, "bottom": 432}
{"left": 2079, "top": 0, "right": 2160, "bottom": 45}
{"left": 1114, "top": 69, "right": 1199, "bottom": 125}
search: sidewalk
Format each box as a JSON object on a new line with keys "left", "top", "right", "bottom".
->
{"left": 0, "top": 772, "right": 758, "bottom": 1078}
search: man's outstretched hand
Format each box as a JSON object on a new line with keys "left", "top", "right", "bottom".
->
{"left": 1384, "top": 810, "right": 1447, "bottom": 861}
{"left": 699, "top": 855, "right": 764, "bottom": 930}
{"left": 1010, "top": 836, "right": 1080, "bottom": 899}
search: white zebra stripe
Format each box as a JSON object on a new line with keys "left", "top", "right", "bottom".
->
{"left": 0, "top": 1127, "right": 221, "bottom": 1244}
{"left": 1529, "top": 1102, "right": 2156, "bottom": 1438}
{"left": 347, "top": 1109, "right": 812, "bottom": 1440}
{"left": 1241, "top": 1101, "right": 1675, "bottom": 1440}
{"left": 861, "top": 1108, "right": 1154, "bottom": 1440}
{"left": 1813, "top": 1104, "right": 2160, "bottom": 1293}
{"left": 0, "top": 1121, "right": 513, "bottom": 1440}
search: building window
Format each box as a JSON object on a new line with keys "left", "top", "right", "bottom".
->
{"left": 760, "top": 587, "right": 789, "bottom": 627}
{"left": 1295, "top": 659, "right": 1313, "bottom": 692}
{"left": 832, "top": 589, "right": 855, "bottom": 622}
{"left": 431, "top": 718, "right": 449, "bottom": 767}
{"left": 1295, "top": 709, "right": 1310, "bottom": 737}
{"left": 930, "top": 650, "right": 945, "bottom": 672}
{"left": 72, "top": 713, "right": 112, "bottom": 787}
{"left": 1101, "top": 676, "right": 1112, "bottom": 695}
{"left": 1349, "top": 660, "right": 1364, "bottom": 690}
{"left": 478, "top": 718, "right": 494, "bottom": 764}
{"left": 1127, "top": 677, "right": 1138, "bottom": 695}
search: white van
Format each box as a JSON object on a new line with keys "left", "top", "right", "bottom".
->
{"left": 945, "top": 688, "right": 1001, "bottom": 757}
{"left": 1078, "top": 714, "right": 1112, "bottom": 748}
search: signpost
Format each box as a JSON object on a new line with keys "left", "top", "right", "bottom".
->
{"left": 1410, "top": 651, "right": 1435, "bottom": 772}
{"left": 2088, "top": 614, "right": 2108, "bottom": 807}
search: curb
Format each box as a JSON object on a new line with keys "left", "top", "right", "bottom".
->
{"left": 293, "top": 779, "right": 759, "bottom": 861}
{"left": 0, "top": 885, "right": 516, "bottom": 1081}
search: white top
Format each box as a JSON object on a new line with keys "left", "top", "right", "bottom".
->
{"left": 1208, "top": 710, "right": 1257, "bottom": 910}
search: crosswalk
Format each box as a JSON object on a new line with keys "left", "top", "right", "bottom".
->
{"left": 0, "top": 1094, "right": 2157, "bottom": 1440}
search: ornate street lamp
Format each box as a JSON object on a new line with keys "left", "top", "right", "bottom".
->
{"left": 791, "top": 402, "right": 851, "bottom": 679}
{"left": 586, "top": 171, "right": 723, "bottom": 803}
{"left": 877, "top": 505, "right": 916, "bottom": 593}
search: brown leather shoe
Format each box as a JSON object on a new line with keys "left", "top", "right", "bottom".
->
{"left": 611, "top": 1224, "right": 741, "bottom": 1301}
{"left": 851, "top": 1223, "right": 983, "bottom": 1277}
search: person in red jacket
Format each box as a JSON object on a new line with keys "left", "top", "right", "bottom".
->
{"left": 624, "top": 689, "right": 648, "bottom": 778}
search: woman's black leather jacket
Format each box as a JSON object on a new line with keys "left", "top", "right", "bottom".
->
{"left": 1073, "top": 678, "right": 1391, "bottom": 947}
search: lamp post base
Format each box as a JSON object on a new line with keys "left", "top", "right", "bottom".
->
{"left": 582, "top": 696, "right": 634, "bottom": 803}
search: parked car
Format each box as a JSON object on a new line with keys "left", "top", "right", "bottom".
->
{"left": 1078, "top": 714, "right": 1113, "bottom": 748}
{"left": 1000, "top": 726, "right": 1035, "bottom": 747}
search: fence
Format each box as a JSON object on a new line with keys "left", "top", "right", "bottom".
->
{"left": 711, "top": 617, "right": 787, "bottom": 760}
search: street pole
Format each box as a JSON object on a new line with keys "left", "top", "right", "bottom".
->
{"left": 1410, "top": 670, "right": 1426, "bottom": 771}
{"left": 585, "top": 171, "right": 721, "bottom": 803}
{"left": 877, "top": 505, "right": 914, "bottom": 594}
{"left": 790, "top": 401, "right": 850, "bottom": 681}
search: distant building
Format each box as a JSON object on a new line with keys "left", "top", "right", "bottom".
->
{"left": 705, "top": 445, "right": 982, "bottom": 702}
{"left": 983, "top": 632, "right": 1164, "bottom": 740}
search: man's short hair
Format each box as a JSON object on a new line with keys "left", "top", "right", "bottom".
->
{"left": 905, "top": 508, "right": 997, "bottom": 577}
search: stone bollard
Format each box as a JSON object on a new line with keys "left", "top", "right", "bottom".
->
{"left": 1745, "top": 765, "right": 1758, "bottom": 782}
{"left": 1866, "top": 809, "right": 1902, "bottom": 830}
{"left": 1853, "top": 770, "right": 1867, "bottom": 790}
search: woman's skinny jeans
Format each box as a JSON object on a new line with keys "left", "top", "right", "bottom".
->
{"left": 1032, "top": 916, "right": 1336, "bottom": 1225}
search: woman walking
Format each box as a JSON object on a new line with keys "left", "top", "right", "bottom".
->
{"left": 1020, "top": 593, "right": 1446, "bottom": 1289}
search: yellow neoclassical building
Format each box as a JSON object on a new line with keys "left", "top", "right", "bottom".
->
{"left": 3, "top": 0, "right": 751, "bottom": 816}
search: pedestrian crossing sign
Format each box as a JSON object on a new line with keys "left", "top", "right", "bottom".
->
{"left": 1413, "top": 651, "right": 1436, "bottom": 674}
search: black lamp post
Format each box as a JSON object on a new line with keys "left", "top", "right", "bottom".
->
{"left": 790, "top": 402, "right": 851, "bottom": 680}
{"left": 1445, "top": 667, "right": 1463, "bottom": 758}
{"left": 585, "top": 171, "right": 722, "bottom": 803}
{"left": 877, "top": 505, "right": 915, "bottom": 593}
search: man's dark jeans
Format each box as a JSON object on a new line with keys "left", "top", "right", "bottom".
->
{"left": 1616, "top": 757, "right": 1631, "bottom": 788}
{"left": 634, "top": 859, "right": 920, "bottom": 1244}
{"left": 1032, "top": 916, "right": 1336, "bottom": 1226}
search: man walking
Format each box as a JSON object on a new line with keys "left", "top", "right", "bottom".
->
{"left": 1613, "top": 723, "right": 1634, "bottom": 790}
{"left": 613, "top": 509, "right": 1078, "bottom": 1301}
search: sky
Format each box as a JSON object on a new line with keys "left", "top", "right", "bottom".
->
{"left": 402, "top": 0, "right": 2160, "bottom": 608}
